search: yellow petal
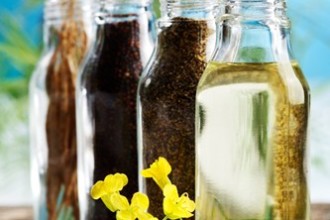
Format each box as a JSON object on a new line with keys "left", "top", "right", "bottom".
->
{"left": 116, "top": 173, "right": 129, "bottom": 185}
{"left": 131, "top": 192, "right": 149, "bottom": 211}
{"left": 116, "top": 209, "right": 135, "bottom": 220}
{"left": 163, "top": 185, "right": 179, "bottom": 218}
{"left": 179, "top": 193, "right": 195, "bottom": 212}
{"left": 157, "top": 157, "right": 172, "bottom": 175}
{"left": 101, "top": 194, "right": 117, "bottom": 212}
{"left": 164, "top": 201, "right": 193, "bottom": 220}
{"left": 171, "top": 208, "right": 193, "bottom": 219}
{"left": 110, "top": 193, "right": 130, "bottom": 210}
{"left": 163, "top": 196, "right": 174, "bottom": 217}
{"left": 163, "top": 184, "right": 195, "bottom": 219}
{"left": 104, "top": 173, "right": 128, "bottom": 193}
{"left": 136, "top": 210, "right": 159, "bottom": 220}
{"left": 141, "top": 157, "right": 172, "bottom": 189}
{"left": 142, "top": 157, "right": 171, "bottom": 177}
{"left": 90, "top": 180, "right": 105, "bottom": 199}
{"left": 163, "top": 184, "right": 179, "bottom": 200}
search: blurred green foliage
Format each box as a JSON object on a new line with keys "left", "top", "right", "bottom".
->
{"left": 0, "top": 0, "right": 43, "bottom": 98}
{"left": 153, "top": 0, "right": 161, "bottom": 18}
{"left": 0, "top": 0, "right": 43, "bottom": 204}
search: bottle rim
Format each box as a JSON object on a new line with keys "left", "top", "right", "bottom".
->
{"left": 98, "top": 0, "right": 151, "bottom": 4}
{"left": 159, "top": 0, "right": 222, "bottom": 20}
{"left": 44, "top": 0, "right": 150, "bottom": 22}
{"left": 224, "top": 0, "right": 287, "bottom": 11}
{"left": 221, "top": 0, "right": 289, "bottom": 23}
{"left": 161, "top": 0, "right": 221, "bottom": 12}
{"left": 44, "top": 0, "right": 92, "bottom": 21}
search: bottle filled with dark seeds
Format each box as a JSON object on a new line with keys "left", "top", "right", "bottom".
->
{"left": 76, "top": 0, "right": 155, "bottom": 219}
{"left": 137, "top": 0, "right": 217, "bottom": 218}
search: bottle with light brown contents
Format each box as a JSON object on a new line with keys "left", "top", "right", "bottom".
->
{"left": 29, "top": 0, "right": 91, "bottom": 219}
{"left": 195, "top": 0, "right": 310, "bottom": 219}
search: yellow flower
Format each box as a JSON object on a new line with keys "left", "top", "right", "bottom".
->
{"left": 91, "top": 173, "right": 128, "bottom": 199}
{"left": 163, "top": 184, "right": 195, "bottom": 219}
{"left": 90, "top": 173, "right": 128, "bottom": 212}
{"left": 115, "top": 192, "right": 158, "bottom": 220}
{"left": 141, "top": 157, "right": 172, "bottom": 190}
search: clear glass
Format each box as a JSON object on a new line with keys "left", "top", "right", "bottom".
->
{"left": 76, "top": 0, "right": 155, "bottom": 219}
{"left": 195, "top": 0, "right": 310, "bottom": 219}
{"left": 29, "top": 0, "right": 92, "bottom": 219}
{"left": 137, "top": 0, "right": 218, "bottom": 218}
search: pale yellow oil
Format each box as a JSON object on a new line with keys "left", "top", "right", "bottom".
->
{"left": 195, "top": 62, "right": 310, "bottom": 220}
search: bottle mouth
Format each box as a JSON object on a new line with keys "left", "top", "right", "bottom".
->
{"left": 91, "top": 0, "right": 151, "bottom": 22}
{"left": 225, "top": 0, "right": 286, "bottom": 11}
{"left": 44, "top": 0, "right": 92, "bottom": 21}
{"left": 98, "top": 0, "right": 150, "bottom": 4}
{"left": 223, "top": 0, "right": 288, "bottom": 20}
{"left": 160, "top": 0, "right": 221, "bottom": 19}
{"left": 227, "top": 0, "right": 285, "bottom": 4}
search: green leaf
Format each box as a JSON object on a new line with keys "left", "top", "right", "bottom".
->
{"left": 56, "top": 186, "right": 75, "bottom": 220}
{"left": 0, "top": 11, "right": 39, "bottom": 52}
{"left": 153, "top": 0, "right": 161, "bottom": 18}
{"left": 0, "top": 80, "right": 29, "bottom": 99}
{"left": 0, "top": 43, "right": 39, "bottom": 66}
{"left": 22, "top": 0, "right": 44, "bottom": 10}
{"left": 0, "top": 9, "right": 42, "bottom": 79}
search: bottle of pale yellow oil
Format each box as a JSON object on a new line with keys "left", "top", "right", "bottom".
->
{"left": 195, "top": 0, "right": 310, "bottom": 219}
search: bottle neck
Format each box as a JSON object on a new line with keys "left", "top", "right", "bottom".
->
{"left": 43, "top": 0, "right": 92, "bottom": 49}
{"left": 225, "top": 0, "right": 288, "bottom": 21}
{"left": 92, "top": 0, "right": 155, "bottom": 67}
{"left": 95, "top": 0, "right": 151, "bottom": 16}
{"left": 160, "top": 0, "right": 218, "bottom": 20}
{"left": 214, "top": 0, "right": 294, "bottom": 63}
{"left": 92, "top": 0, "right": 154, "bottom": 34}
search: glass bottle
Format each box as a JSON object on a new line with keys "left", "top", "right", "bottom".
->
{"left": 137, "top": 0, "right": 217, "bottom": 218}
{"left": 195, "top": 0, "right": 310, "bottom": 219}
{"left": 76, "top": 0, "right": 155, "bottom": 219}
{"left": 29, "top": 0, "right": 91, "bottom": 219}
